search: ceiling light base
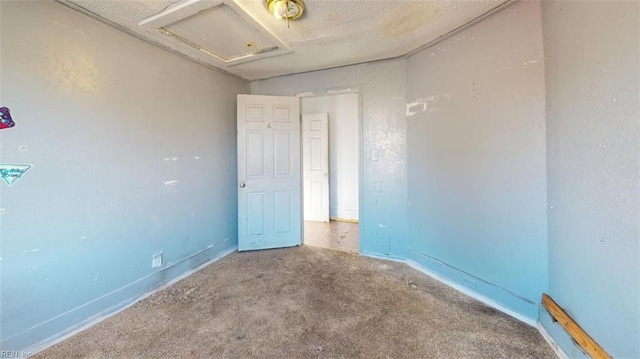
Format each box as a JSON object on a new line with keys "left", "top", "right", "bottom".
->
{"left": 266, "top": 0, "right": 305, "bottom": 21}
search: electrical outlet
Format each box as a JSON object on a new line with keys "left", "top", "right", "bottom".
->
{"left": 152, "top": 252, "right": 163, "bottom": 268}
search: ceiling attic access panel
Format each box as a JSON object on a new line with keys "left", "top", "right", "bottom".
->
{"left": 139, "top": 0, "right": 292, "bottom": 66}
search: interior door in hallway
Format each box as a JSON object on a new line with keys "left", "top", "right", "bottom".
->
{"left": 237, "top": 94, "right": 301, "bottom": 251}
{"left": 302, "top": 113, "right": 329, "bottom": 222}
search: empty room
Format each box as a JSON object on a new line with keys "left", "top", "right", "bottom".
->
{"left": 1, "top": 0, "right": 638, "bottom": 358}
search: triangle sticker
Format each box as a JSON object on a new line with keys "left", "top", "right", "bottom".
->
{"left": 0, "top": 164, "right": 32, "bottom": 187}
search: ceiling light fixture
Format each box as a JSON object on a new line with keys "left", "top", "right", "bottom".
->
{"left": 266, "top": 0, "right": 304, "bottom": 28}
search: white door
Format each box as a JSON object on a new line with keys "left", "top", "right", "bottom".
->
{"left": 237, "top": 94, "right": 301, "bottom": 251}
{"left": 302, "top": 113, "right": 329, "bottom": 222}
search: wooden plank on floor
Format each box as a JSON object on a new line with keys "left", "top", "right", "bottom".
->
{"left": 541, "top": 293, "right": 611, "bottom": 359}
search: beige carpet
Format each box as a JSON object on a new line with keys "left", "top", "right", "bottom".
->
{"left": 36, "top": 246, "right": 556, "bottom": 359}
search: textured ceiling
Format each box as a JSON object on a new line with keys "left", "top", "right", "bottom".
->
{"left": 59, "top": 0, "right": 511, "bottom": 81}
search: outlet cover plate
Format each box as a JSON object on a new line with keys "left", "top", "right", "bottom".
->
{"left": 152, "top": 252, "right": 163, "bottom": 268}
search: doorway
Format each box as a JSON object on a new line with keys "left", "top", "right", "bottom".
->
{"left": 301, "top": 92, "right": 359, "bottom": 253}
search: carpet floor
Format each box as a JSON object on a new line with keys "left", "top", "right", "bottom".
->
{"left": 35, "top": 246, "right": 556, "bottom": 359}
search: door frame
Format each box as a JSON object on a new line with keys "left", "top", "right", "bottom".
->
{"left": 296, "top": 85, "right": 363, "bottom": 250}
{"left": 302, "top": 112, "right": 330, "bottom": 222}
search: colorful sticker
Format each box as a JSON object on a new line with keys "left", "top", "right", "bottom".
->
{"left": 0, "top": 107, "right": 15, "bottom": 129}
{"left": 0, "top": 164, "right": 32, "bottom": 186}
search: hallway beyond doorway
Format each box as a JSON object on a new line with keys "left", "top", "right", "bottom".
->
{"left": 304, "top": 220, "right": 358, "bottom": 253}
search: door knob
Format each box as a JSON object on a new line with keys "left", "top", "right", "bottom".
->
{"left": 239, "top": 182, "right": 246, "bottom": 188}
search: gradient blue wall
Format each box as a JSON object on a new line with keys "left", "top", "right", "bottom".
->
{"left": 541, "top": 1, "right": 640, "bottom": 357}
{"left": 5, "top": 0, "right": 637, "bottom": 356}
{"left": 251, "top": 60, "right": 408, "bottom": 260}
{"left": 405, "top": 0, "right": 548, "bottom": 320}
{"left": 252, "top": 1, "right": 550, "bottom": 322}
{"left": 0, "top": 1, "right": 247, "bottom": 351}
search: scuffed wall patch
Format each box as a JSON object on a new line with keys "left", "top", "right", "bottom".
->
{"left": 40, "top": 45, "right": 101, "bottom": 93}
{"left": 406, "top": 94, "right": 450, "bottom": 116}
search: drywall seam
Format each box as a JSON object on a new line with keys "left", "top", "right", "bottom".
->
{"left": 6, "top": 240, "right": 230, "bottom": 341}
{"left": 54, "top": 0, "right": 247, "bottom": 82}
{"left": 19, "top": 245, "right": 238, "bottom": 355}
{"left": 405, "top": 260, "right": 536, "bottom": 326}
{"left": 363, "top": 252, "right": 566, "bottom": 355}
{"left": 360, "top": 252, "right": 535, "bottom": 326}
{"left": 414, "top": 251, "right": 536, "bottom": 305}
{"left": 537, "top": 321, "right": 570, "bottom": 359}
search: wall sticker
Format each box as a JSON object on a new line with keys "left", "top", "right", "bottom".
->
{"left": 0, "top": 164, "right": 32, "bottom": 186}
{"left": 0, "top": 107, "right": 16, "bottom": 129}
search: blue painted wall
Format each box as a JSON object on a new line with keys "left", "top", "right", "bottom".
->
{"left": 542, "top": 1, "right": 640, "bottom": 357}
{"left": 4, "top": 0, "right": 637, "bottom": 356}
{"left": 0, "top": 1, "right": 247, "bottom": 351}
{"left": 404, "top": 0, "right": 548, "bottom": 320}
{"left": 252, "top": 2, "right": 550, "bottom": 322}
{"left": 251, "top": 60, "right": 409, "bottom": 260}
{"left": 254, "top": 2, "right": 640, "bottom": 352}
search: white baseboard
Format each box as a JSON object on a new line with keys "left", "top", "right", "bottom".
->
{"left": 360, "top": 252, "right": 407, "bottom": 263}
{"left": 23, "top": 245, "right": 237, "bottom": 355}
{"left": 331, "top": 209, "right": 358, "bottom": 221}
{"left": 330, "top": 217, "right": 359, "bottom": 223}
{"left": 405, "top": 259, "right": 536, "bottom": 326}
{"left": 22, "top": 245, "right": 562, "bottom": 358}
{"left": 537, "top": 321, "right": 570, "bottom": 359}
{"left": 364, "top": 251, "right": 564, "bottom": 358}
{"left": 363, "top": 253, "right": 534, "bottom": 325}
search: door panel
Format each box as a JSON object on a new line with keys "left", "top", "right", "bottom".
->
{"left": 274, "top": 131, "right": 292, "bottom": 177}
{"left": 303, "top": 113, "right": 329, "bottom": 222}
{"left": 238, "top": 94, "right": 301, "bottom": 251}
{"left": 246, "top": 131, "right": 265, "bottom": 178}
{"left": 274, "top": 106, "right": 291, "bottom": 122}
{"left": 274, "top": 191, "right": 292, "bottom": 234}
{"left": 247, "top": 192, "right": 265, "bottom": 236}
